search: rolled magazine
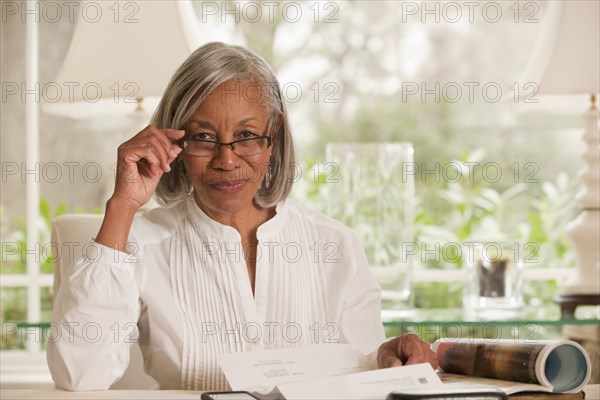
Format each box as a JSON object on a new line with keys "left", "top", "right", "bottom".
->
{"left": 432, "top": 338, "right": 592, "bottom": 393}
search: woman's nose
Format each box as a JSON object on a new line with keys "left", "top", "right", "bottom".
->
{"left": 210, "top": 145, "right": 239, "bottom": 170}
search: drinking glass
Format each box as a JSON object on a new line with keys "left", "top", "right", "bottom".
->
{"left": 462, "top": 240, "right": 525, "bottom": 318}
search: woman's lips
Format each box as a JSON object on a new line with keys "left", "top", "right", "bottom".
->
{"left": 211, "top": 180, "right": 246, "bottom": 193}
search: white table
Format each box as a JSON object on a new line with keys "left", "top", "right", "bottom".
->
{"left": 0, "top": 390, "right": 202, "bottom": 399}
{"left": 1, "top": 386, "right": 598, "bottom": 399}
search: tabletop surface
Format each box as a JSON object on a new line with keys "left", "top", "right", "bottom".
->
{"left": 1, "top": 385, "right": 599, "bottom": 400}
{"left": 0, "top": 390, "right": 203, "bottom": 399}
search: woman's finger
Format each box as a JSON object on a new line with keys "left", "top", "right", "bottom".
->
{"left": 378, "top": 334, "right": 438, "bottom": 369}
{"left": 147, "top": 127, "right": 184, "bottom": 160}
{"left": 400, "top": 334, "right": 439, "bottom": 369}
{"left": 123, "top": 134, "right": 172, "bottom": 173}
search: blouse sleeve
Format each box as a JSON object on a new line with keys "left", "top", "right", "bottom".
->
{"left": 46, "top": 241, "right": 141, "bottom": 391}
{"left": 337, "top": 233, "right": 387, "bottom": 367}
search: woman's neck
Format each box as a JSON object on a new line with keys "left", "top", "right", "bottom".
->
{"left": 191, "top": 196, "right": 275, "bottom": 296}
{"left": 192, "top": 194, "right": 273, "bottom": 239}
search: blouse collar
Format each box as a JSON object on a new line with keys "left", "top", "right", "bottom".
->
{"left": 184, "top": 193, "right": 288, "bottom": 241}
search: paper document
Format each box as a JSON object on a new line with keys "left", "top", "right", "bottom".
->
{"left": 440, "top": 373, "right": 554, "bottom": 395}
{"left": 218, "top": 344, "right": 443, "bottom": 400}
{"left": 218, "top": 344, "right": 371, "bottom": 394}
{"left": 278, "top": 362, "right": 443, "bottom": 400}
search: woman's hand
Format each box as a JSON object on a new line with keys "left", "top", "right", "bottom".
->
{"left": 377, "top": 334, "right": 439, "bottom": 369}
{"left": 112, "top": 125, "right": 185, "bottom": 209}
{"left": 95, "top": 126, "right": 184, "bottom": 253}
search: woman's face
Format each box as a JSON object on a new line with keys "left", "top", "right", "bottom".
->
{"left": 181, "top": 80, "right": 273, "bottom": 218}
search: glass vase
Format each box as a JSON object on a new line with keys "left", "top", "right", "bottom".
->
{"left": 326, "top": 142, "right": 415, "bottom": 315}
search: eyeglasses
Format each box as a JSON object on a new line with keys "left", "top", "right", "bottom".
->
{"left": 180, "top": 121, "right": 273, "bottom": 157}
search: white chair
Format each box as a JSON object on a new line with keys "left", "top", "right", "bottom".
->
{"left": 50, "top": 214, "right": 157, "bottom": 389}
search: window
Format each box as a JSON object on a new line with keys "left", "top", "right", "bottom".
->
{"left": 192, "top": 0, "right": 583, "bottom": 306}
{"left": 1, "top": 204, "right": 56, "bottom": 386}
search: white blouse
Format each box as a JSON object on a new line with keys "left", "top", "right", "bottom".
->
{"left": 47, "top": 195, "right": 386, "bottom": 391}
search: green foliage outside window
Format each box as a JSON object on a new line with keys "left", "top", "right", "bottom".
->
{"left": 293, "top": 148, "right": 579, "bottom": 308}
{"left": 0, "top": 201, "right": 101, "bottom": 350}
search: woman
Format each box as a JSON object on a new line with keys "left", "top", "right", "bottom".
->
{"left": 47, "top": 42, "right": 437, "bottom": 391}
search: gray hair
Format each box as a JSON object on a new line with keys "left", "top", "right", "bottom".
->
{"left": 152, "top": 42, "right": 296, "bottom": 208}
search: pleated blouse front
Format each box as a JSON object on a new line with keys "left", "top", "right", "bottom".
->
{"left": 47, "top": 194, "right": 386, "bottom": 391}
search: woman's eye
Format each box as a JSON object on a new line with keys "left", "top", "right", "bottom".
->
{"left": 238, "top": 131, "right": 258, "bottom": 139}
{"left": 191, "top": 132, "right": 214, "bottom": 140}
